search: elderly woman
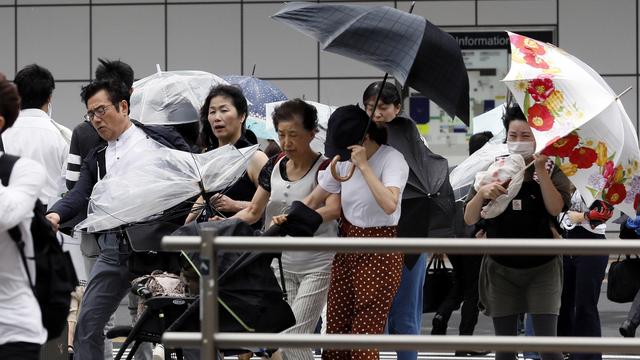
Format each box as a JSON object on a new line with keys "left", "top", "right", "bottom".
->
{"left": 186, "top": 84, "right": 268, "bottom": 225}
{"left": 464, "top": 104, "right": 571, "bottom": 360}
{"left": 233, "top": 98, "right": 340, "bottom": 360}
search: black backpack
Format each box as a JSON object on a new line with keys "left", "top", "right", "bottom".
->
{"left": 0, "top": 153, "right": 78, "bottom": 340}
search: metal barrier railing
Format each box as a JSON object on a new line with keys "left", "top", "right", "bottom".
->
{"left": 162, "top": 231, "right": 640, "bottom": 359}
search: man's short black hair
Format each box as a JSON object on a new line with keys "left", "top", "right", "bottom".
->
{"left": 80, "top": 79, "right": 130, "bottom": 110}
{"left": 95, "top": 58, "right": 135, "bottom": 89}
{"left": 14, "top": 64, "right": 55, "bottom": 110}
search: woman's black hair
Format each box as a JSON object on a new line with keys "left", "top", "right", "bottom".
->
{"left": 468, "top": 131, "right": 493, "bottom": 155}
{"left": 502, "top": 103, "right": 527, "bottom": 131}
{"left": 362, "top": 81, "right": 402, "bottom": 107}
{"left": 198, "top": 84, "right": 248, "bottom": 149}
{"left": 271, "top": 98, "right": 318, "bottom": 132}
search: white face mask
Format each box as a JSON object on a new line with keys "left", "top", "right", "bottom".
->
{"left": 507, "top": 141, "right": 535, "bottom": 158}
{"left": 47, "top": 102, "right": 52, "bottom": 118}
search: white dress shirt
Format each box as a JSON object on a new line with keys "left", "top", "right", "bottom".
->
{"left": 1, "top": 109, "right": 70, "bottom": 205}
{"left": 0, "top": 154, "right": 48, "bottom": 345}
{"left": 104, "top": 123, "right": 162, "bottom": 173}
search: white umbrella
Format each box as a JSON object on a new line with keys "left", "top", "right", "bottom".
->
{"left": 471, "top": 104, "right": 506, "bottom": 135}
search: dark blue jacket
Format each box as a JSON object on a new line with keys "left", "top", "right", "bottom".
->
{"left": 50, "top": 120, "right": 190, "bottom": 222}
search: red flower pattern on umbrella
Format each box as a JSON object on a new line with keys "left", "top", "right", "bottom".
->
{"left": 569, "top": 147, "right": 598, "bottom": 169}
{"left": 634, "top": 193, "right": 640, "bottom": 210}
{"left": 527, "top": 77, "right": 555, "bottom": 102}
{"left": 542, "top": 133, "right": 580, "bottom": 157}
{"left": 605, "top": 183, "right": 627, "bottom": 205}
{"left": 524, "top": 53, "right": 550, "bottom": 69}
{"left": 510, "top": 34, "right": 546, "bottom": 56}
{"left": 527, "top": 103, "right": 555, "bottom": 131}
{"left": 602, "top": 160, "right": 615, "bottom": 187}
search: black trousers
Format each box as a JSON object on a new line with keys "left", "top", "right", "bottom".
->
{"left": 435, "top": 254, "right": 482, "bottom": 335}
{"left": 558, "top": 226, "right": 608, "bottom": 360}
{"left": 0, "top": 342, "right": 41, "bottom": 360}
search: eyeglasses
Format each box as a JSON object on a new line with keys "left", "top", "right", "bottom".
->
{"left": 84, "top": 104, "right": 114, "bottom": 122}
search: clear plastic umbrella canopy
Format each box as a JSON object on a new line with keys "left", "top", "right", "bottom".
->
{"left": 130, "top": 69, "right": 227, "bottom": 125}
{"left": 76, "top": 143, "right": 258, "bottom": 232}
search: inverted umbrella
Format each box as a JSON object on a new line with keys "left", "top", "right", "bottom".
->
{"left": 76, "top": 144, "right": 258, "bottom": 232}
{"left": 471, "top": 103, "right": 507, "bottom": 135}
{"left": 272, "top": 2, "right": 469, "bottom": 124}
{"left": 503, "top": 32, "right": 640, "bottom": 216}
{"left": 265, "top": 99, "right": 336, "bottom": 153}
{"left": 223, "top": 75, "right": 288, "bottom": 120}
{"left": 130, "top": 68, "right": 227, "bottom": 125}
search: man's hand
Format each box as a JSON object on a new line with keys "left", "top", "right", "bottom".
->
{"left": 46, "top": 212, "right": 61, "bottom": 232}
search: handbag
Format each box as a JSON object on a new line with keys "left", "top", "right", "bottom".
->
{"left": 607, "top": 255, "right": 640, "bottom": 303}
{"left": 422, "top": 256, "right": 455, "bottom": 313}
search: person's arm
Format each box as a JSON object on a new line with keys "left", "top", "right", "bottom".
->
{"left": 233, "top": 186, "right": 270, "bottom": 225}
{"left": 185, "top": 195, "right": 204, "bottom": 224}
{"left": 534, "top": 154, "right": 565, "bottom": 216}
{"left": 0, "top": 159, "right": 46, "bottom": 231}
{"left": 48, "top": 153, "right": 98, "bottom": 228}
{"left": 65, "top": 128, "right": 82, "bottom": 190}
{"left": 304, "top": 183, "right": 334, "bottom": 210}
{"left": 313, "top": 193, "right": 341, "bottom": 222}
{"left": 212, "top": 151, "right": 269, "bottom": 213}
{"left": 464, "top": 182, "right": 507, "bottom": 225}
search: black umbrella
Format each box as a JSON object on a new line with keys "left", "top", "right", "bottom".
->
{"left": 272, "top": 2, "right": 469, "bottom": 124}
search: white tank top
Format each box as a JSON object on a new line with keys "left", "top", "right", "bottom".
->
{"left": 265, "top": 155, "right": 337, "bottom": 273}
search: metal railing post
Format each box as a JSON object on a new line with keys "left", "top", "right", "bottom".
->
{"left": 199, "top": 229, "right": 217, "bottom": 360}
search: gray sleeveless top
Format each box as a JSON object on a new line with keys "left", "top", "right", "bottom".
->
{"left": 265, "top": 155, "right": 337, "bottom": 273}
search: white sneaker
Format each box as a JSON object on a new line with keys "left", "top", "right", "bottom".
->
{"left": 152, "top": 344, "right": 165, "bottom": 360}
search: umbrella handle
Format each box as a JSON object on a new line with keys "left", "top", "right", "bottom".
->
{"left": 330, "top": 155, "right": 356, "bottom": 182}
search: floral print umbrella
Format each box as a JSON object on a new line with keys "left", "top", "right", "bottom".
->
{"left": 503, "top": 32, "right": 640, "bottom": 216}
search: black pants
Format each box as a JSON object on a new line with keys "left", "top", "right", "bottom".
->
{"left": 435, "top": 254, "right": 482, "bottom": 335}
{"left": 558, "top": 226, "right": 608, "bottom": 360}
{"left": 0, "top": 342, "right": 41, "bottom": 360}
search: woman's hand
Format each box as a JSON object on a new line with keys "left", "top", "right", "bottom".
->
{"left": 567, "top": 210, "right": 585, "bottom": 224}
{"left": 271, "top": 214, "right": 288, "bottom": 225}
{"left": 533, "top": 154, "right": 549, "bottom": 174}
{"left": 347, "top": 145, "right": 369, "bottom": 170}
{"left": 210, "top": 193, "right": 239, "bottom": 213}
{"left": 478, "top": 182, "right": 508, "bottom": 201}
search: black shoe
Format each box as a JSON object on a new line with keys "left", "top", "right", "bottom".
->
{"left": 431, "top": 314, "right": 447, "bottom": 335}
{"left": 619, "top": 320, "right": 638, "bottom": 337}
{"left": 455, "top": 350, "right": 490, "bottom": 357}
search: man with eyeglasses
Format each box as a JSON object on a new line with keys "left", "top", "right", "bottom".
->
{"left": 45, "top": 79, "right": 189, "bottom": 360}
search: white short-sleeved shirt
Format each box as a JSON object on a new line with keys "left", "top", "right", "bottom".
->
{"left": 319, "top": 144, "right": 409, "bottom": 228}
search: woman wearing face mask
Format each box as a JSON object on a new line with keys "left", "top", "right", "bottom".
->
{"left": 185, "top": 84, "right": 268, "bottom": 225}
{"left": 464, "top": 104, "right": 571, "bottom": 360}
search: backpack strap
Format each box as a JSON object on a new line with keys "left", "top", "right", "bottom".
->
{"left": 0, "top": 154, "right": 35, "bottom": 288}
{"left": 316, "top": 158, "right": 332, "bottom": 183}
{"left": 0, "top": 153, "right": 19, "bottom": 186}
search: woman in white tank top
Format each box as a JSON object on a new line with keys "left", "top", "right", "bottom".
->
{"left": 233, "top": 99, "right": 340, "bottom": 360}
